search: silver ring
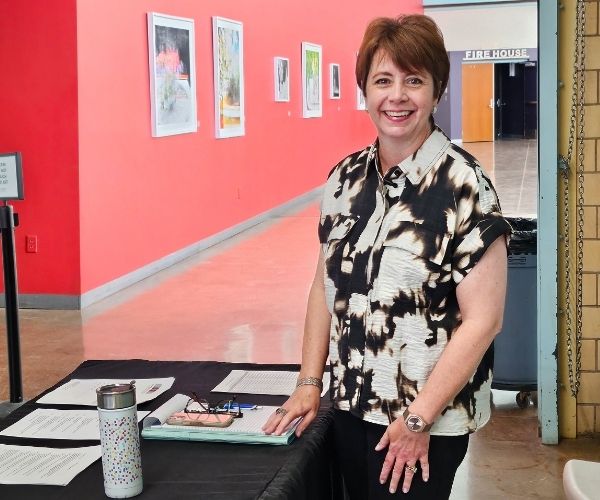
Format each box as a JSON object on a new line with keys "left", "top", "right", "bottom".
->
{"left": 275, "top": 407, "right": 288, "bottom": 416}
{"left": 405, "top": 464, "right": 418, "bottom": 474}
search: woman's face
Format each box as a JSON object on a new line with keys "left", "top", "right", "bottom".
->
{"left": 365, "top": 50, "right": 437, "bottom": 148}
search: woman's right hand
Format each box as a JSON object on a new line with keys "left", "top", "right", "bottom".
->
{"left": 261, "top": 385, "right": 321, "bottom": 437}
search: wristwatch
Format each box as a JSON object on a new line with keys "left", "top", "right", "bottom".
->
{"left": 402, "top": 408, "right": 433, "bottom": 433}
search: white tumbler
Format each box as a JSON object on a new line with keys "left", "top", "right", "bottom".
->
{"left": 96, "top": 382, "right": 143, "bottom": 498}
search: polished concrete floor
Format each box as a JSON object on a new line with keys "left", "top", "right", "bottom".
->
{"left": 462, "top": 138, "right": 538, "bottom": 217}
{"left": 1, "top": 139, "right": 598, "bottom": 498}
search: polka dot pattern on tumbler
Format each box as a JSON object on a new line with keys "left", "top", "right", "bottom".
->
{"left": 97, "top": 383, "right": 143, "bottom": 498}
{"left": 100, "top": 413, "right": 142, "bottom": 482}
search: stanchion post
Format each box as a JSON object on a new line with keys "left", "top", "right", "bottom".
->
{"left": 0, "top": 203, "right": 23, "bottom": 403}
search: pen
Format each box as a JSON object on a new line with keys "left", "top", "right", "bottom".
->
{"left": 219, "top": 402, "right": 259, "bottom": 410}
{"left": 237, "top": 404, "right": 259, "bottom": 410}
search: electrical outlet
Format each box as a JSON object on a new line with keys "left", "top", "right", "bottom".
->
{"left": 26, "top": 235, "right": 38, "bottom": 253}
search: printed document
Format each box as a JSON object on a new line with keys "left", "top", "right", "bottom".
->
{"left": 0, "top": 444, "right": 101, "bottom": 486}
{"left": 37, "top": 377, "right": 175, "bottom": 406}
{"left": 212, "top": 370, "right": 330, "bottom": 397}
{"left": 0, "top": 409, "right": 150, "bottom": 440}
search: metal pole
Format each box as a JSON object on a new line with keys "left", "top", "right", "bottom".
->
{"left": 1, "top": 203, "right": 23, "bottom": 403}
{"left": 538, "top": 0, "right": 559, "bottom": 444}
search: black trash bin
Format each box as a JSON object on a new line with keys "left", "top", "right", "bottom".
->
{"left": 492, "top": 217, "right": 537, "bottom": 408}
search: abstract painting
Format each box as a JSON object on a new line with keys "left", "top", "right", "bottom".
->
{"left": 147, "top": 12, "right": 197, "bottom": 137}
{"left": 330, "top": 63, "right": 340, "bottom": 99}
{"left": 356, "top": 85, "right": 367, "bottom": 110}
{"left": 213, "top": 17, "right": 245, "bottom": 138}
{"left": 302, "top": 42, "right": 322, "bottom": 118}
{"left": 274, "top": 57, "right": 290, "bottom": 102}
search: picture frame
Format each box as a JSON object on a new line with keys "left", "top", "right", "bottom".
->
{"left": 274, "top": 57, "right": 290, "bottom": 102}
{"left": 301, "top": 42, "right": 322, "bottom": 118}
{"left": 147, "top": 12, "right": 197, "bottom": 137}
{"left": 356, "top": 85, "right": 367, "bottom": 110}
{"left": 0, "top": 152, "right": 24, "bottom": 201}
{"left": 329, "top": 63, "right": 340, "bottom": 99}
{"left": 213, "top": 17, "right": 245, "bottom": 138}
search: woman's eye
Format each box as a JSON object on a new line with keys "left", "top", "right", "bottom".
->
{"left": 407, "top": 78, "right": 423, "bottom": 86}
{"left": 375, "top": 78, "right": 390, "bottom": 85}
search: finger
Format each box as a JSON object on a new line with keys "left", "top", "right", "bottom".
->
{"left": 274, "top": 409, "right": 295, "bottom": 435}
{"left": 374, "top": 430, "right": 390, "bottom": 451}
{"left": 294, "top": 411, "right": 313, "bottom": 437}
{"left": 401, "top": 463, "right": 417, "bottom": 494}
{"left": 263, "top": 407, "right": 292, "bottom": 433}
{"left": 389, "top": 461, "right": 405, "bottom": 495}
{"left": 420, "top": 456, "right": 430, "bottom": 483}
{"left": 379, "top": 451, "right": 395, "bottom": 484}
{"left": 261, "top": 411, "right": 280, "bottom": 433}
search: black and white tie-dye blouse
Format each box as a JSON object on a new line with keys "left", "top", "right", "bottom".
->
{"left": 318, "top": 127, "right": 511, "bottom": 435}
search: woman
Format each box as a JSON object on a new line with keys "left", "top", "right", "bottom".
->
{"left": 263, "top": 14, "right": 510, "bottom": 499}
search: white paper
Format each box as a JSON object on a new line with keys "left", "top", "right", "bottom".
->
{"left": 211, "top": 370, "right": 330, "bottom": 397}
{"left": 0, "top": 409, "right": 150, "bottom": 440}
{"left": 0, "top": 444, "right": 101, "bottom": 486}
{"left": 142, "top": 393, "right": 189, "bottom": 428}
{"left": 37, "top": 377, "right": 175, "bottom": 406}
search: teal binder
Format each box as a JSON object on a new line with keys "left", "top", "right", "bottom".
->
{"left": 141, "top": 423, "right": 296, "bottom": 445}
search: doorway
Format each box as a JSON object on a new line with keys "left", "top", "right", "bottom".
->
{"left": 461, "top": 63, "right": 494, "bottom": 142}
{"left": 433, "top": 0, "right": 558, "bottom": 446}
{"left": 494, "top": 62, "right": 538, "bottom": 139}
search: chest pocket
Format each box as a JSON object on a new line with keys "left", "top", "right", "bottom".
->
{"left": 320, "top": 213, "right": 360, "bottom": 244}
{"left": 321, "top": 214, "right": 360, "bottom": 299}
{"left": 383, "top": 220, "right": 452, "bottom": 266}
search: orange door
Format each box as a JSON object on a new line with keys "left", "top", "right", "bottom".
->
{"left": 462, "top": 63, "right": 494, "bottom": 142}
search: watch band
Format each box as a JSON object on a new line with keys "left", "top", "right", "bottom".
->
{"left": 402, "top": 408, "right": 433, "bottom": 432}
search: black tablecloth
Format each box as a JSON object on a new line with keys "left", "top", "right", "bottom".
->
{"left": 0, "top": 360, "right": 342, "bottom": 500}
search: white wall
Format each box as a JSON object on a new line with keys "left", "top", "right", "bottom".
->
{"left": 425, "top": 2, "right": 537, "bottom": 51}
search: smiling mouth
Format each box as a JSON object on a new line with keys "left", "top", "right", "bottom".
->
{"left": 384, "top": 110, "right": 413, "bottom": 119}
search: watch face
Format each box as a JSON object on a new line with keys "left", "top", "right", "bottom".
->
{"left": 406, "top": 414, "right": 424, "bottom": 431}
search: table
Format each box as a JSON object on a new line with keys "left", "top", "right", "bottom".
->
{"left": 0, "top": 360, "right": 342, "bottom": 499}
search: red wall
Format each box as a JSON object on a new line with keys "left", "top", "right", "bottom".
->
{"left": 77, "top": 0, "right": 422, "bottom": 294}
{"left": 3, "top": 0, "right": 422, "bottom": 298}
{"left": 0, "top": 0, "right": 81, "bottom": 295}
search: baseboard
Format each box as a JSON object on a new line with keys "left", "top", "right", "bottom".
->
{"left": 2, "top": 187, "right": 323, "bottom": 310}
{"left": 0, "top": 294, "right": 81, "bottom": 310}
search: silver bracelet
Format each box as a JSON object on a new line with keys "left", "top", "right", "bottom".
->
{"left": 296, "top": 377, "right": 323, "bottom": 391}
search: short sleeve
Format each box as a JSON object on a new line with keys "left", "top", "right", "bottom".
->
{"left": 317, "top": 160, "right": 344, "bottom": 245}
{"left": 451, "top": 165, "right": 512, "bottom": 285}
{"left": 318, "top": 184, "right": 333, "bottom": 245}
{"left": 318, "top": 214, "right": 331, "bottom": 245}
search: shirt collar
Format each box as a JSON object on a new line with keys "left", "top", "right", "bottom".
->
{"left": 367, "top": 127, "right": 451, "bottom": 186}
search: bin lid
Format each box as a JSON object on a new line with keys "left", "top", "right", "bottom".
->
{"left": 506, "top": 217, "right": 536, "bottom": 254}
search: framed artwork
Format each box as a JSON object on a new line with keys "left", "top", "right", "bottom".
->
{"left": 329, "top": 63, "right": 340, "bottom": 99}
{"left": 213, "top": 17, "right": 245, "bottom": 138}
{"left": 0, "top": 152, "right": 24, "bottom": 200}
{"left": 147, "top": 12, "right": 197, "bottom": 137}
{"left": 356, "top": 85, "right": 367, "bottom": 110}
{"left": 301, "top": 42, "right": 322, "bottom": 118}
{"left": 274, "top": 57, "right": 290, "bottom": 102}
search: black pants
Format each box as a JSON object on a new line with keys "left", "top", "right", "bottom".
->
{"left": 333, "top": 410, "right": 469, "bottom": 500}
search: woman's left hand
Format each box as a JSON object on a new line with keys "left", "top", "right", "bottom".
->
{"left": 375, "top": 419, "right": 430, "bottom": 494}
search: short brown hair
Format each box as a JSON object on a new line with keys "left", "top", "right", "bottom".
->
{"left": 356, "top": 15, "right": 449, "bottom": 101}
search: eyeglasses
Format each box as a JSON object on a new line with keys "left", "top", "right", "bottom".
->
{"left": 184, "top": 392, "right": 243, "bottom": 418}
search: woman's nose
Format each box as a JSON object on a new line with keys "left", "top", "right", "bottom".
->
{"left": 389, "top": 82, "right": 407, "bottom": 101}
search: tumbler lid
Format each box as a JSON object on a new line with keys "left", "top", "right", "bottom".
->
{"left": 96, "top": 381, "right": 136, "bottom": 409}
